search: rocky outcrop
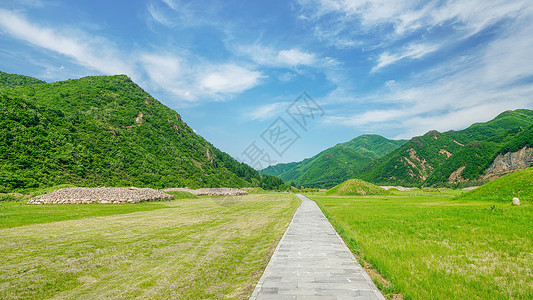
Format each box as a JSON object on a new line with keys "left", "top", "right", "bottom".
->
{"left": 162, "top": 187, "right": 248, "bottom": 196}
{"left": 448, "top": 166, "right": 466, "bottom": 184}
{"left": 135, "top": 112, "right": 144, "bottom": 124}
{"left": 486, "top": 147, "right": 533, "bottom": 174}
{"left": 439, "top": 149, "right": 452, "bottom": 158}
{"left": 403, "top": 148, "right": 433, "bottom": 180}
{"left": 28, "top": 187, "right": 173, "bottom": 204}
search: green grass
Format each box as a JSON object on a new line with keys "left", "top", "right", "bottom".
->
{"left": 309, "top": 190, "right": 533, "bottom": 299}
{"left": 457, "top": 167, "right": 532, "bottom": 202}
{"left": 326, "top": 179, "right": 390, "bottom": 196}
{"left": 0, "top": 194, "right": 300, "bottom": 299}
{"left": 0, "top": 201, "right": 166, "bottom": 229}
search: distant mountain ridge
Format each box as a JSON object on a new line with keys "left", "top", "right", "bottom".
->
{"left": 0, "top": 71, "right": 264, "bottom": 191}
{"left": 262, "top": 109, "right": 533, "bottom": 188}
{"left": 260, "top": 134, "right": 407, "bottom": 188}
{"left": 356, "top": 109, "right": 533, "bottom": 187}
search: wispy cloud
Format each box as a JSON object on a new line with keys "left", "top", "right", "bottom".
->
{"left": 235, "top": 44, "right": 318, "bottom": 68}
{"left": 161, "top": 0, "right": 177, "bottom": 10}
{"left": 324, "top": 49, "right": 533, "bottom": 138}
{"left": 371, "top": 42, "right": 440, "bottom": 72}
{"left": 147, "top": 2, "right": 174, "bottom": 27}
{"left": 146, "top": 0, "right": 218, "bottom": 29}
{"left": 296, "top": 0, "right": 531, "bottom": 71}
{"left": 322, "top": 2, "right": 533, "bottom": 138}
{"left": 0, "top": 8, "right": 133, "bottom": 76}
{"left": 246, "top": 101, "right": 291, "bottom": 121}
{"left": 0, "top": 8, "right": 265, "bottom": 104}
{"left": 298, "top": 0, "right": 528, "bottom": 37}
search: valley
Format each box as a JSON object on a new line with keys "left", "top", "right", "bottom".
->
{"left": 0, "top": 69, "right": 531, "bottom": 299}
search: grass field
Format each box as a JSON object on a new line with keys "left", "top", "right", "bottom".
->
{"left": 0, "top": 193, "right": 299, "bottom": 299}
{"left": 309, "top": 190, "right": 533, "bottom": 299}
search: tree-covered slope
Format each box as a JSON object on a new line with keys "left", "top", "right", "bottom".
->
{"left": 356, "top": 109, "right": 533, "bottom": 187}
{"left": 0, "top": 71, "right": 45, "bottom": 87}
{"left": 261, "top": 134, "right": 406, "bottom": 188}
{"left": 0, "top": 72, "right": 262, "bottom": 191}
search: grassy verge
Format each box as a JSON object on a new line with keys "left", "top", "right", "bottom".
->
{"left": 0, "top": 201, "right": 167, "bottom": 229}
{"left": 0, "top": 194, "right": 300, "bottom": 299}
{"left": 309, "top": 190, "right": 533, "bottom": 299}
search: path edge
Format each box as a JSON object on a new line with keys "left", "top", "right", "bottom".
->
{"left": 249, "top": 194, "right": 302, "bottom": 300}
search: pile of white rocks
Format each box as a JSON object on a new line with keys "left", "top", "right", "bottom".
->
{"left": 162, "top": 187, "right": 248, "bottom": 196}
{"left": 380, "top": 186, "right": 419, "bottom": 191}
{"left": 28, "top": 187, "right": 173, "bottom": 204}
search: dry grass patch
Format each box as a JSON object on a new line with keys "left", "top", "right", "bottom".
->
{"left": 0, "top": 194, "right": 299, "bottom": 299}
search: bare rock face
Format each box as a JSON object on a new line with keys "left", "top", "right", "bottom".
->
{"left": 28, "top": 187, "right": 173, "bottom": 204}
{"left": 486, "top": 147, "right": 533, "bottom": 174}
{"left": 512, "top": 197, "right": 521, "bottom": 206}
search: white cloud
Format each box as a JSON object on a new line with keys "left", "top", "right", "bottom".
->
{"left": 140, "top": 53, "right": 263, "bottom": 102}
{"left": 146, "top": 0, "right": 215, "bottom": 29}
{"left": 140, "top": 54, "right": 196, "bottom": 101}
{"left": 0, "top": 9, "right": 264, "bottom": 104}
{"left": 0, "top": 9, "right": 133, "bottom": 76}
{"left": 276, "top": 49, "right": 316, "bottom": 66}
{"left": 246, "top": 101, "right": 290, "bottom": 121}
{"left": 235, "top": 44, "right": 318, "bottom": 68}
{"left": 322, "top": 8, "right": 533, "bottom": 139}
{"left": 297, "top": 0, "right": 531, "bottom": 60}
{"left": 161, "top": 0, "right": 177, "bottom": 10}
{"left": 147, "top": 3, "right": 174, "bottom": 27}
{"left": 298, "top": 0, "right": 528, "bottom": 36}
{"left": 372, "top": 42, "right": 440, "bottom": 72}
{"left": 200, "top": 64, "right": 263, "bottom": 95}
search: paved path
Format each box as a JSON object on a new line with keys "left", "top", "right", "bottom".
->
{"left": 250, "top": 194, "right": 384, "bottom": 300}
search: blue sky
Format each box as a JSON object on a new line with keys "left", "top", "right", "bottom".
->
{"left": 1, "top": 0, "right": 532, "bottom": 167}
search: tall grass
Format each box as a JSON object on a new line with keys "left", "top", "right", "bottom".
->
{"left": 311, "top": 190, "right": 533, "bottom": 299}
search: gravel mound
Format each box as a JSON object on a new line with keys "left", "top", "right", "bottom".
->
{"left": 162, "top": 187, "right": 247, "bottom": 196}
{"left": 380, "top": 186, "right": 419, "bottom": 191}
{"left": 461, "top": 186, "right": 480, "bottom": 191}
{"left": 28, "top": 187, "right": 173, "bottom": 204}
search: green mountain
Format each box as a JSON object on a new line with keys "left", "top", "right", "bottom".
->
{"left": 261, "top": 134, "right": 406, "bottom": 188}
{"left": 356, "top": 109, "right": 533, "bottom": 187}
{"left": 0, "top": 71, "right": 265, "bottom": 192}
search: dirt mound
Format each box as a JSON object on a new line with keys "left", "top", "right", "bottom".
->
{"left": 28, "top": 187, "right": 173, "bottom": 204}
{"left": 161, "top": 187, "right": 248, "bottom": 196}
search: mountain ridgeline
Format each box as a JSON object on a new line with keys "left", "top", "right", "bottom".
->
{"left": 356, "top": 109, "right": 533, "bottom": 187}
{"left": 0, "top": 71, "right": 281, "bottom": 191}
{"left": 260, "top": 135, "right": 407, "bottom": 188}
{"left": 262, "top": 109, "right": 533, "bottom": 188}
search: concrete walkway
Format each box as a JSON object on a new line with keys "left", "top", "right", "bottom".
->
{"left": 250, "top": 194, "right": 384, "bottom": 300}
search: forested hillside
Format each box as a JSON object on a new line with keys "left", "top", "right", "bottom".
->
{"left": 0, "top": 71, "right": 266, "bottom": 191}
{"left": 356, "top": 109, "right": 533, "bottom": 187}
{"left": 261, "top": 135, "right": 406, "bottom": 188}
